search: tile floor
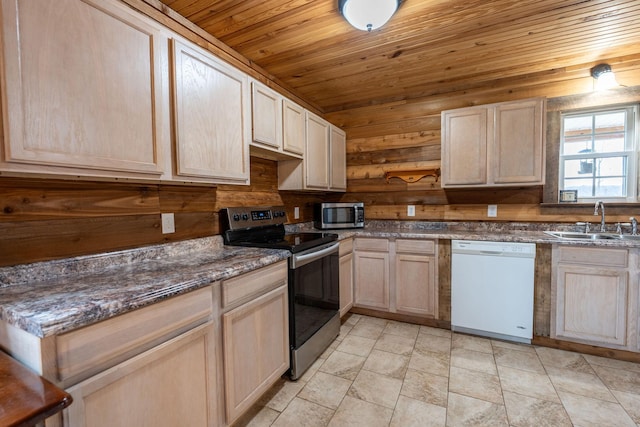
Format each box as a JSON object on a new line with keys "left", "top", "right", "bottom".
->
{"left": 234, "top": 314, "right": 640, "bottom": 427}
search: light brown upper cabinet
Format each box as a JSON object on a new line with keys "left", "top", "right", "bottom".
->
{"left": 171, "top": 39, "right": 250, "bottom": 185}
{"left": 441, "top": 98, "right": 545, "bottom": 187}
{"left": 278, "top": 111, "right": 346, "bottom": 192}
{"left": 0, "top": 0, "right": 170, "bottom": 180}
{"left": 249, "top": 79, "right": 304, "bottom": 160}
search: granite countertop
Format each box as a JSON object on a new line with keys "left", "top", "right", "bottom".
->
{"left": 3, "top": 220, "right": 640, "bottom": 340}
{"left": 0, "top": 236, "right": 290, "bottom": 338}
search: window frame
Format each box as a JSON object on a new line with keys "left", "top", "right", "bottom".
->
{"left": 558, "top": 104, "right": 639, "bottom": 203}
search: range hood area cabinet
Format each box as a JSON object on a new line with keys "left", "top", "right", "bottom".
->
{"left": 249, "top": 79, "right": 305, "bottom": 160}
{"left": 440, "top": 97, "right": 546, "bottom": 188}
{"left": 0, "top": 0, "right": 250, "bottom": 185}
{"left": 277, "top": 111, "right": 347, "bottom": 192}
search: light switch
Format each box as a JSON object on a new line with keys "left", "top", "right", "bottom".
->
{"left": 294, "top": 207, "right": 300, "bottom": 219}
{"left": 407, "top": 205, "right": 415, "bottom": 217}
{"left": 487, "top": 205, "right": 498, "bottom": 217}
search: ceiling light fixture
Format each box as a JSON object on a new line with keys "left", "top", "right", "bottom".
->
{"left": 590, "top": 63, "right": 619, "bottom": 90}
{"left": 338, "top": 0, "right": 401, "bottom": 32}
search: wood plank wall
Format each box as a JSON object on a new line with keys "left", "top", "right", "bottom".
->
{"left": 0, "top": 158, "right": 336, "bottom": 267}
{"left": 329, "top": 71, "right": 640, "bottom": 223}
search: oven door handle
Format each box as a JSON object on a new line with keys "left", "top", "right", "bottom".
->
{"left": 291, "top": 241, "right": 339, "bottom": 269}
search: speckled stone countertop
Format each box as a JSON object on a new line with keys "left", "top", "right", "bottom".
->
{"left": 4, "top": 220, "right": 640, "bottom": 340}
{"left": 0, "top": 236, "right": 290, "bottom": 338}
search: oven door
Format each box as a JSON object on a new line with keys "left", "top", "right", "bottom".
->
{"left": 289, "top": 242, "right": 340, "bottom": 350}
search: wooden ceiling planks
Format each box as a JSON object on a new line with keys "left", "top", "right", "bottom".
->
{"left": 158, "top": 0, "right": 640, "bottom": 112}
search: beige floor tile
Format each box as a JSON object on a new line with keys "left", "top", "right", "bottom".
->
{"left": 502, "top": 391, "right": 572, "bottom": 427}
{"left": 299, "top": 356, "right": 326, "bottom": 383}
{"left": 451, "top": 347, "right": 497, "bottom": 375}
{"left": 446, "top": 392, "right": 509, "bottom": 426}
{"left": 497, "top": 365, "right": 560, "bottom": 403}
{"left": 342, "top": 313, "right": 362, "bottom": 327}
{"left": 258, "top": 378, "right": 306, "bottom": 412}
{"left": 449, "top": 366, "right": 503, "bottom": 404}
{"left": 389, "top": 395, "right": 446, "bottom": 427}
{"left": 419, "top": 325, "right": 452, "bottom": 338}
{"left": 374, "top": 333, "right": 416, "bottom": 356}
{"left": 591, "top": 363, "right": 640, "bottom": 394}
{"left": 535, "top": 346, "right": 594, "bottom": 374}
{"left": 319, "top": 350, "right": 367, "bottom": 381}
{"left": 408, "top": 346, "right": 450, "bottom": 377}
{"left": 400, "top": 368, "right": 449, "bottom": 407}
{"left": 335, "top": 334, "right": 376, "bottom": 358}
{"left": 491, "top": 339, "right": 537, "bottom": 354}
{"left": 328, "top": 395, "right": 393, "bottom": 427}
{"left": 362, "top": 349, "right": 409, "bottom": 379}
{"left": 271, "top": 397, "right": 334, "bottom": 427}
{"left": 546, "top": 365, "right": 616, "bottom": 402}
{"left": 349, "top": 321, "right": 387, "bottom": 340}
{"left": 347, "top": 369, "right": 403, "bottom": 409}
{"left": 558, "top": 390, "right": 636, "bottom": 427}
{"left": 232, "top": 404, "right": 281, "bottom": 427}
{"left": 493, "top": 346, "right": 545, "bottom": 374}
{"left": 611, "top": 389, "right": 640, "bottom": 424}
{"left": 298, "top": 371, "right": 352, "bottom": 410}
{"left": 339, "top": 323, "right": 354, "bottom": 337}
{"left": 414, "top": 333, "right": 451, "bottom": 355}
{"left": 382, "top": 320, "right": 420, "bottom": 340}
{"left": 583, "top": 353, "right": 640, "bottom": 373}
{"left": 452, "top": 333, "right": 494, "bottom": 354}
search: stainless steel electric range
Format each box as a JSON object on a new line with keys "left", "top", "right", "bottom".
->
{"left": 220, "top": 206, "right": 340, "bottom": 380}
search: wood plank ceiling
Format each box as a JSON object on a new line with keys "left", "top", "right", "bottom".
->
{"left": 159, "top": 0, "right": 640, "bottom": 113}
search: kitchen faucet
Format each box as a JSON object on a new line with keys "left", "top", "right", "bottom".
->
{"left": 631, "top": 217, "right": 638, "bottom": 235}
{"left": 594, "top": 200, "right": 606, "bottom": 232}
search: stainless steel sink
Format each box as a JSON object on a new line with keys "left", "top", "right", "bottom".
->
{"left": 543, "top": 231, "right": 620, "bottom": 240}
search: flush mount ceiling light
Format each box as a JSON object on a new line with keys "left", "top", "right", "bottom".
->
{"left": 339, "top": 0, "right": 401, "bottom": 32}
{"left": 591, "top": 63, "right": 619, "bottom": 90}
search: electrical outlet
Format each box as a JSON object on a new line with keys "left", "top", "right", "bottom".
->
{"left": 161, "top": 213, "right": 175, "bottom": 234}
{"left": 487, "top": 205, "right": 498, "bottom": 218}
{"left": 294, "top": 207, "right": 300, "bottom": 219}
{"left": 407, "top": 205, "right": 416, "bottom": 217}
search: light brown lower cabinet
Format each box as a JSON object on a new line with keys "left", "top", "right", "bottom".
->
{"left": 339, "top": 238, "right": 354, "bottom": 317}
{"left": 551, "top": 245, "right": 639, "bottom": 350}
{"left": 353, "top": 238, "right": 438, "bottom": 319}
{"left": 64, "top": 322, "right": 216, "bottom": 427}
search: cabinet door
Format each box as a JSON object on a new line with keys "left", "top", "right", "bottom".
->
{"left": 330, "top": 126, "right": 347, "bottom": 191}
{"left": 64, "top": 323, "right": 216, "bottom": 427}
{"left": 441, "top": 107, "right": 488, "bottom": 186}
{"left": 282, "top": 99, "right": 305, "bottom": 156}
{"left": 493, "top": 98, "right": 545, "bottom": 184}
{"left": 171, "top": 39, "right": 250, "bottom": 184}
{"left": 554, "top": 265, "right": 628, "bottom": 346}
{"left": 0, "top": 0, "right": 168, "bottom": 178}
{"left": 395, "top": 253, "right": 437, "bottom": 317}
{"left": 354, "top": 250, "right": 390, "bottom": 310}
{"left": 222, "top": 285, "right": 289, "bottom": 424}
{"left": 251, "top": 80, "right": 282, "bottom": 149}
{"left": 305, "top": 111, "right": 330, "bottom": 189}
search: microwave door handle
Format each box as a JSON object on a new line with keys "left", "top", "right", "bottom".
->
{"left": 353, "top": 206, "right": 358, "bottom": 224}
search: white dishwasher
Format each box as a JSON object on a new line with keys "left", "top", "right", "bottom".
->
{"left": 451, "top": 240, "right": 536, "bottom": 343}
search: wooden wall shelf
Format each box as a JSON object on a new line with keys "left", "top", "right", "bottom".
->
{"left": 385, "top": 168, "right": 441, "bottom": 184}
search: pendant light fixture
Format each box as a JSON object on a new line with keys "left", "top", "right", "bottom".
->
{"left": 339, "top": 0, "right": 401, "bottom": 32}
{"left": 590, "top": 63, "right": 619, "bottom": 90}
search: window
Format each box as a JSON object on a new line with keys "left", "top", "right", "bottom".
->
{"left": 559, "top": 105, "right": 638, "bottom": 202}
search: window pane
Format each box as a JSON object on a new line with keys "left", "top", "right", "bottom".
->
{"left": 563, "top": 178, "right": 594, "bottom": 198}
{"left": 593, "top": 134, "right": 625, "bottom": 153}
{"left": 564, "top": 116, "right": 592, "bottom": 136}
{"left": 595, "top": 177, "right": 625, "bottom": 197}
{"left": 596, "top": 156, "right": 626, "bottom": 177}
{"left": 594, "top": 112, "right": 625, "bottom": 134}
{"left": 563, "top": 136, "right": 593, "bottom": 155}
{"left": 564, "top": 159, "right": 594, "bottom": 178}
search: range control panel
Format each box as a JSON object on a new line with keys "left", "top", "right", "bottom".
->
{"left": 222, "top": 206, "right": 287, "bottom": 230}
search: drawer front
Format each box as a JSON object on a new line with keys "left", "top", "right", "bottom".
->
{"left": 56, "top": 287, "right": 212, "bottom": 386}
{"left": 339, "top": 238, "right": 354, "bottom": 256}
{"left": 221, "top": 260, "right": 287, "bottom": 309}
{"left": 557, "top": 246, "right": 628, "bottom": 268}
{"left": 355, "top": 238, "right": 389, "bottom": 252}
{"left": 396, "top": 239, "right": 435, "bottom": 255}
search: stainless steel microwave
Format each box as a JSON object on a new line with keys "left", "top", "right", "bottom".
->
{"left": 314, "top": 202, "right": 364, "bottom": 229}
